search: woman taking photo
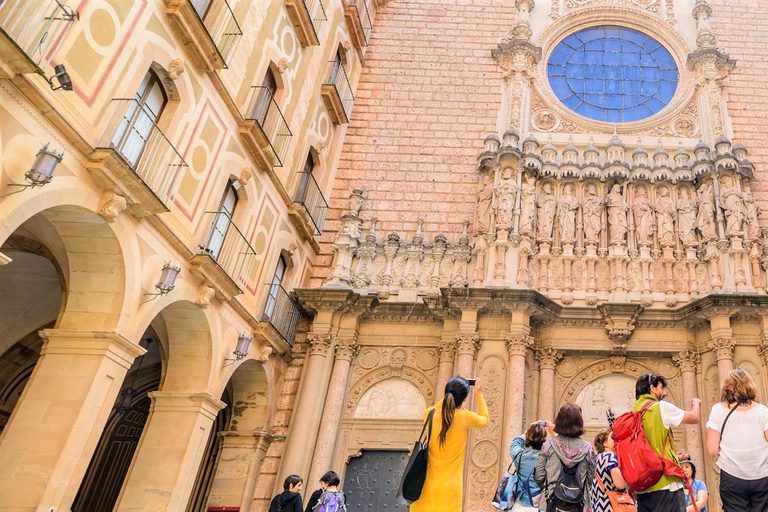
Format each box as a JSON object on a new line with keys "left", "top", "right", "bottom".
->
{"left": 508, "top": 421, "right": 549, "bottom": 511}
{"left": 590, "top": 428, "right": 627, "bottom": 512}
{"left": 409, "top": 376, "right": 489, "bottom": 512}
{"left": 535, "top": 403, "right": 594, "bottom": 512}
{"left": 706, "top": 368, "right": 768, "bottom": 511}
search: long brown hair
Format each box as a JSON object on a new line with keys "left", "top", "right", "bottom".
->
{"left": 721, "top": 368, "right": 758, "bottom": 405}
{"left": 438, "top": 376, "right": 469, "bottom": 448}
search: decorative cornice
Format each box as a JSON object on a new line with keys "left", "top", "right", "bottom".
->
{"left": 673, "top": 349, "right": 701, "bottom": 373}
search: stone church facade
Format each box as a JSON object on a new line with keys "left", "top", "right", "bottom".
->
{"left": 0, "top": 1, "right": 767, "bottom": 512}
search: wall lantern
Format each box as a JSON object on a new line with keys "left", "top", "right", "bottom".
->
{"left": 142, "top": 262, "right": 181, "bottom": 303}
{"left": 233, "top": 333, "right": 253, "bottom": 360}
{"left": 35, "top": 63, "right": 74, "bottom": 91}
{"left": 3, "top": 144, "right": 64, "bottom": 197}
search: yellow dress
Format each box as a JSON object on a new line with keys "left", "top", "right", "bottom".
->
{"left": 410, "top": 394, "right": 489, "bottom": 512}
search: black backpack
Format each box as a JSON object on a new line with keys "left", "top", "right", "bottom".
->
{"left": 550, "top": 459, "right": 583, "bottom": 512}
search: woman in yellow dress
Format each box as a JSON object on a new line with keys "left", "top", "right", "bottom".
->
{"left": 410, "top": 376, "right": 489, "bottom": 512}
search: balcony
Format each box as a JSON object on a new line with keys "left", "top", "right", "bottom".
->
{"left": 0, "top": 0, "right": 78, "bottom": 79}
{"left": 343, "top": 0, "right": 371, "bottom": 49}
{"left": 259, "top": 284, "right": 303, "bottom": 346}
{"left": 241, "top": 86, "right": 292, "bottom": 168}
{"left": 190, "top": 211, "right": 257, "bottom": 300}
{"left": 87, "top": 98, "right": 188, "bottom": 217}
{"left": 288, "top": 171, "right": 327, "bottom": 249}
{"left": 163, "top": 0, "right": 242, "bottom": 72}
{"left": 321, "top": 60, "right": 354, "bottom": 125}
{"left": 284, "top": 0, "right": 327, "bottom": 47}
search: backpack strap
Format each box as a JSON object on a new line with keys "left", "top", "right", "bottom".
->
{"left": 719, "top": 400, "right": 745, "bottom": 443}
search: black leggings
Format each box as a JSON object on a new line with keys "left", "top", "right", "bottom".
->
{"left": 720, "top": 470, "right": 768, "bottom": 512}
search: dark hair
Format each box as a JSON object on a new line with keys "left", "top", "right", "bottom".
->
{"left": 283, "top": 474, "right": 303, "bottom": 491}
{"left": 635, "top": 373, "right": 667, "bottom": 399}
{"left": 681, "top": 460, "right": 697, "bottom": 480}
{"left": 524, "top": 421, "right": 547, "bottom": 450}
{"left": 594, "top": 428, "right": 611, "bottom": 454}
{"left": 439, "top": 376, "right": 470, "bottom": 448}
{"left": 554, "top": 403, "right": 585, "bottom": 438}
{"left": 320, "top": 470, "right": 340, "bottom": 486}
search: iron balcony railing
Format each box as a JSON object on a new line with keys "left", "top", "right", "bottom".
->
{"left": 0, "top": 0, "right": 78, "bottom": 71}
{"left": 325, "top": 60, "right": 354, "bottom": 122}
{"left": 294, "top": 171, "right": 328, "bottom": 236}
{"left": 347, "top": 0, "right": 371, "bottom": 45}
{"left": 190, "top": 0, "right": 242, "bottom": 67}
{"left": 245, "top": 86, "right": 292, "bottom": 166}
{"left": 198, "top": 211, "right": 257, "bottom": 288}
{"left": 96, "top": 98, "right": 188, "bottom": 210}
{"left": 304, "top": 0, "right": 328, "bottom": 43}
{"left": 262, "top": 284, "right": 302, "bottom": 346}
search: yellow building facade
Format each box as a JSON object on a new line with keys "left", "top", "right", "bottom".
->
{"left": 1, "top": 0, "right": 768, "bottom": 512}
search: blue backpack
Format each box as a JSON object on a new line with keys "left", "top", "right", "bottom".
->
{"left": 315, "top": 490, "right": 346, "bottom": 512}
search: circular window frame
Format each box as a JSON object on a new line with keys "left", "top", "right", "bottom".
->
{"left": 534, "top": 7, "right": 695, "bottom": 133}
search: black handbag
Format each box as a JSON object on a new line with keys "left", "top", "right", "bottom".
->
{"left": 398, "top": 408, "right": 436, "bottom": 502}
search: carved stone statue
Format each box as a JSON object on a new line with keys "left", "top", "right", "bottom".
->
{"left": 742, "top": 184, "right": 761, "bottom": 240}
{"left": 606, "top": 184, "right": 628, "bottom": 245}
{"left": 719, "top": 176, "right": 745, "bottom": 236}
{"left": 494, "top": 167, "right": 517, "bottom": 230}
{"left": 557, "top": 183, "right": 579, "bottom": 243}
{"left": 519, "top": 174, "right": 536, "bottom": 237}
{"left": 582, "top": 184, "right": 602, "bottom": 244}
{"left": 677, "top": 186, "right": 698, "bottom": 246}
{"left": 536, "top": 182, "right": 556, "bottom": 241}
{"left": 633, "top": 185, "right": 654, "bottom": 247}
{"left": 696, "top": 182, "right": 718, "bottom": 241}
{"left": 655, "top": 186, "right": 676, "bottom": 247}
{"left": 475, "top": 172, "right": 494, "bottom": 234}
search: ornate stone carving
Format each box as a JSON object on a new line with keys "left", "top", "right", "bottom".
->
{"left": 742, "top": 184, "right": 761, "bottom": 240}
{"left": 194, "top": 284, "right": 215, "bottom": 308}
{"left": 238, "top": 167, "right": 253, "bottom": 185}
{"left": 633, "top": 185, "right": 654, "bottom": 247}
{"left": 696, "top": 182, "right": 718, "bottom": 241}
{"left": 335, "top": 337, "right": 360, "bottom": 362}
{"left": 708, "top": 336, "right": 735, "bottom": 361}
{"left": 307, "top": 333, "right": 333, "bottom": 356}
{"left": 536, "top": 182, "right": 556, "bottom": 241}
{"left": 505, "top": 334, "right": 533, "bottom": 356}
{"left": 557, "top": 183, "right": 579, "bottom": 243}
{"left": 582, "top": 183, "right": 603, "bottom": 244}
{"left": 475, "top": 172, "right": 494, "bottom": 235}
{"left": 606, "top": 184, "right": 628, "bottom": 245}
{"left": 97, "top": 191, "right": 127, "bottom": 222}
{"left": 168, "top": 58, "right": 185, "bottom": 80}
{"left": 536, "top": 346, "right": 562, "bottom": 370}
{"left": 673, "top": 350, "right": 701, "bottom": 373}
{"left": 719, "top": 175, "right": 745, "bottom": 236}
{"left": 456, "top": 332, "right": 481, "bottom": 356}
{"left": 655, "top": 185, "right": 675, "bottom": 247}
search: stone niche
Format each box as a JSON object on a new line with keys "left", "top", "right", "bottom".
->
{"left": 574, "top": 374, "right": 636, "bottom": 425}
{"left": 353, "top": 378, "right": 426, "bottom": 420}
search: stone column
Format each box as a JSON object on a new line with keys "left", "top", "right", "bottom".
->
{"left": 455, "top": 332, "right": 480, "bottom": 377}
{"left": 502, "top": 333, "right": 533, "bottom": 454}
{"left": 115, "top": 391, "right": 226, "bottom": 512}
{"left": 308, "top": 336, "right": 359, "bottom": 487}
{"left": 702, "top": 308, "right": 738, "bottom": 386}
{"left": 275, "top": 333, "right": 333, "bottom": 487}
{"left": 673, "top": 350, "right": 704, "bottom": 466}
{"left": 0, "top": 329, "right": 144, "bottom": 512}
{"left": 206, "top": 431, "right": 273, "bottom": 512}
{"left": 436, "top": 338, "right": 457, "bottom": 396}
{"left": 536, "top": 347, "right": 562, "bottom": 423}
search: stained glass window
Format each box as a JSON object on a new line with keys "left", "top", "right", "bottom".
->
{"left": 547, "top": 26, "right": 679, "bottom": 123}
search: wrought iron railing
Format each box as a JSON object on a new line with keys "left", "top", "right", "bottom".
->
{"left": 294, "top": 171, "right": 328, "bottom": 236}
{"left": 262, "top": 284, "right": 302, "bottom": 346}
{"left": 190, "top": 0, "right": 242, "bottom": 66}
{"left": 0, "top": 0, "right": 78, "bottom": 71}
{"left": 347, "top": 0, "right": 371, "bottom": 45}
{"left": 245, "top": 86, "right": 292, "bottom": 166}
{"left": 303, "top": 0, "right": 328, "bottom": 42}
{"left": 197, "top": 211, "right": 257, "bottom": 287}
{"left": 96, "top": 98, "right": 188, "bottom": 210}
{"left": 325, "top": 60, "right": 354, "bottom": 122}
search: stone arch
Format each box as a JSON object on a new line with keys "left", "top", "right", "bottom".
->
{"left": 223, "top": 359, "right": 270, "bottom": 431}
{"left": 353, "top": 378, "right": 426, "bottom": 420}
{"left": 0, "top": 188, "right": 130, "bottom": 333}
{"left": 344, "top": 365, "right": 435, "bottom": 420}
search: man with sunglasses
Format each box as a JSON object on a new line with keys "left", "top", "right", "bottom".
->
{"left": 631, "top": 373, "right": 701, "bottom": 512}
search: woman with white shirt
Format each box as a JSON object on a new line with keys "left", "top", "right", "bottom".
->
{"left": 706, "top": 368, "right": 768, "bottom": 512}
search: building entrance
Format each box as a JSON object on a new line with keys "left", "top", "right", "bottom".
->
{"left": 345, "top": 450, "right": 410, "bottom": 511}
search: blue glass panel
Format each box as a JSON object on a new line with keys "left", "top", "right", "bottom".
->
{"left": 547, "top": 25, "right": 678, "bottom": 123}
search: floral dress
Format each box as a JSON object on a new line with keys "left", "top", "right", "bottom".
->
{"left": 590, "top": 451, "right": 619, "bottom": 512}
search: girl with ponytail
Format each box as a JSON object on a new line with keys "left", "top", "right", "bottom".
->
{"left": 410, "top": 376, "right": 489, "bottom": 512}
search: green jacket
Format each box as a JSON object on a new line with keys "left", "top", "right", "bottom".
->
{"left": 632, "top": 394, "right": 682, "bottom": 493}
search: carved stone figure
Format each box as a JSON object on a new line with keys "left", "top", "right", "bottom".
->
{"left": 606, "top": 184, "right": 628, "bottom": 244}
{"left": 742, "top": 184, "right": 761, "bottom": 240}
{"left": 195, "top": 284, "right": 215, "bottom": 308}
{"left": 655, "top": 186, "right": 676, "bottom": 247}
{"left": 494, "top": 167, "right": 517, "bottom": 230}
{"left": 348, "top": 189, "right": 367, "bottom": 216}
{"left": 719, "top": 176, "right": 745, "bottom": 236}
{"left": 582, "top": 184, "right": 602, "bottom": 244}
{"left": 536, "top": 182, "right": 556, "bottom": 241}
{"left": 557, "top": 183, "right": 579, "bottom": 243}
{"left": 696, "top": 182, "right": 718, "bottom": 240}
{"left": 475, "top": 172, "right": 494, "bottom": 234}
{"left": 519, "top": 174, "right": 536, "bottom": 237}
{"left": 677, "top": 187, "right": 698, "bottom": 246}
{"left": 97, "top": 191, "right": 127, "bottom": 222}
{"left": 633, "top": 186, "right": 654, "bottom": 247}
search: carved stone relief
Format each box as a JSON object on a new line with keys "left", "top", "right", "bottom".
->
{"left": 353, "top": 378, "right": 426, "bottom": 419}
{"left": 574, "top": 374, "right": 637, "bottom": 425}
